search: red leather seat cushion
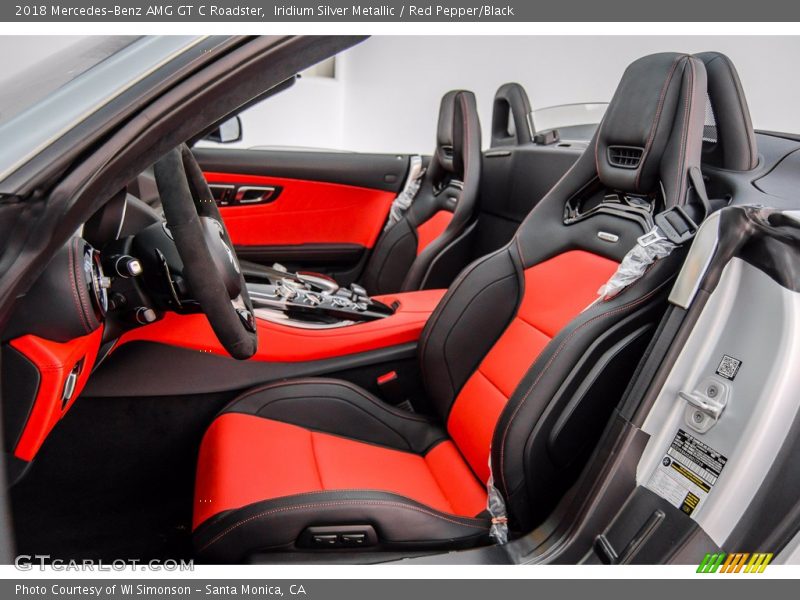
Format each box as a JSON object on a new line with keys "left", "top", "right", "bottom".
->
{"left": 194, "top": 412, "right": 487, "bottom": 529}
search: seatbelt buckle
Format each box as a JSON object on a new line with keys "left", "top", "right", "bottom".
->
{"left": 637, "top": 228, "right": 666, "bottom": 248}
{"left": 653, "top": 205, "right": 699, "bottom": 245}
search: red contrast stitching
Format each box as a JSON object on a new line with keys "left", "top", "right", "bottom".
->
{"left": 634, "top": 56, "right": 682, "bottom": 192}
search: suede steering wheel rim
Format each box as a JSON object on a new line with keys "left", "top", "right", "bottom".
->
{"left": 153, "top": 145, "right": 258, "bottom": 360}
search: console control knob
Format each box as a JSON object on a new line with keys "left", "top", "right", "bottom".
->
{"left": 113, "top": 255, "right": 144, "bottom": 278}
{"left": 134, "top": 307, "right": 157, "bottom": 325}
{"left": 305, "top": 292, "right": 322, "bottom": 306}
{"left": 276, "top": 283, "right": 298, "bottom": 300}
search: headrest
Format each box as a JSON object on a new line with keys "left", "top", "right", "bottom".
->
{"left": 695, "top": 51, "right": 758, "bottom": 171}
{"left": 596, "top": 53, "right": 707, "bottom": 206}
{"left": 435, "top": 90, "right": 479, "bottom": 176}
{"left": 491, "top": 82, "right": 533, "bottom": 147}
{"left": 435, "top": 90, "right": 459, "bottom": 172}
{"left": 451, "top": 90, "right": 480, "bottom": 177}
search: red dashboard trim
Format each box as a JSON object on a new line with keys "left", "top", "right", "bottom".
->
{"left": 10, "top": 328, "right": 104, "bottom": 461}
{"left": 115, "top": 289, "right": 445, "bottom": 362}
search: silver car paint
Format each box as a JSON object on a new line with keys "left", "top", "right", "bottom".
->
{"left": 0, "top": 36, "right": 205, "bottom": 184}
{"left": 638, "top": 251, "right": 800, "bottom": 546}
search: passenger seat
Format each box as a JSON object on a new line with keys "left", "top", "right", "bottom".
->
{"left": 359, "top": 90, "right": 482, "bottom": 294}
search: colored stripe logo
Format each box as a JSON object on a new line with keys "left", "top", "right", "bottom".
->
{"left": 697, "top": 552, "right": 773, "bottom": 573}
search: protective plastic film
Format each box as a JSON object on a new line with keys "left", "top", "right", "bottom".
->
{"left": 384, "top": 155, "right": 425, "bottom": 230}
{"left": 597, "top": 226, "right": 677, "bottom": 300}
{"left": 486, "top": 457, "right": 509, "bottom": 544}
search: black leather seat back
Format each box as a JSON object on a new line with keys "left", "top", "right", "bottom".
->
{"left": 696, "top": 51, "right": 758, "bottom": 171}
{"left": 360, "top": 90, "right": 482, "bottom": 295}
{"left": 491, "top": 82, "right": 533, "bottom": 147}
{"left": 419, "top": 53, "right": 708, "bottom": 531}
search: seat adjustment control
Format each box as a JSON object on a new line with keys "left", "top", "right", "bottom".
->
{"left": 298, "top": 525, "right": 377, "bottom": 549}
{"left": 340, "top": 533, "right": 366, "bottom": 546}
{"left": 310, "top": 534, "right": 338, "bottom": 547}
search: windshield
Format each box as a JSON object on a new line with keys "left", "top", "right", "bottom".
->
{"left": 0, "top": 36, "right": 139, "bottom": 127}
{"left": 531, "top": 103, "right": 608, "bottom": 141}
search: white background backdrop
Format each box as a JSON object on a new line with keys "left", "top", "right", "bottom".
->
{"left": 2, "top": 35, "right": 799, "bottom": 153}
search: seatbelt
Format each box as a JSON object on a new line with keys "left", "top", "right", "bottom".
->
{"left": 383, "top": 155, "right": 425, "bottom": 231}
{"left": 597, "top": 170, "right": 712, "bottom": 301}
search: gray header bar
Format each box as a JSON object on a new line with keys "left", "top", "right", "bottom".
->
{"left": 3, "top": 579, "right": 797, "bottom": 600}
{"left": 3, "top": 0, "right": 800, "bottom": 22}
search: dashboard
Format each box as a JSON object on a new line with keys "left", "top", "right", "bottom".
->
{"left": 1, "top": 187, "right": 163, "bottom": 477}
{"left": 0, "top": 182, "right": 439, "bottom": 480}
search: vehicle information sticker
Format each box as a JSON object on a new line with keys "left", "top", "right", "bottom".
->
{"left": 646, "top": 429, "right": 728, "bottom": 516}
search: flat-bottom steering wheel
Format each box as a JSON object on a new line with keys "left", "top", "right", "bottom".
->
{"left": 153, "top": 145, "right": 258, "bottom": 360}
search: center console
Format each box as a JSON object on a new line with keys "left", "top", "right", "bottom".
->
{"left": 245, "top": 265, "right": 396, "bottom": 329}
{"left": 115, "top": 258, "right": 444, "bottom": 364}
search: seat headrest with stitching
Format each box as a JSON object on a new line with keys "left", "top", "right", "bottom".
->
{"left": 434, "top": 89, "right": 478, "bottom": 176}
{"left": 435, "top": 90, "right": 459, "bottom": 172}
{"left": 596, "top": 53, "right": 707, "bottom": 206}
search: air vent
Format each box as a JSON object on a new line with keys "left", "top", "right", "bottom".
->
{"left": 607, "top": 146, "right": 644, "bottom": 169}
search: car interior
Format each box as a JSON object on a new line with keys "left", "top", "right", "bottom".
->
{"left": 3, "top": 39, "right": 800, "bottom": 565}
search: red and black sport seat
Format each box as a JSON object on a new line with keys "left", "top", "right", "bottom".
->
{"left": 193, "top": 53, "right": 708, "bottom": 562}
{"left": 359, "top": 89, "right": 482, "bottom": 294}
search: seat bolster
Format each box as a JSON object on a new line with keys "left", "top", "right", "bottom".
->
{"left": 359, "top": 217, "right": 418, "bottom": 296}
{"left": 221, "top": 378, "right": 447, "bottom": 454}
{"left": 194, "top": 490, "right": 490, "bottom": 562}
{"left": 492, "top": 252, "right": 685, "bottom": 531}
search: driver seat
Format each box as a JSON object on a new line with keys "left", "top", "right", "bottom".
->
{"left": 193, "top": 53, "right": 708, "bottom": 562}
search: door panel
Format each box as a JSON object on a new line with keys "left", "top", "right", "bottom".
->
{"left": 194, "top": 148, "right": 409, "bottom": 279}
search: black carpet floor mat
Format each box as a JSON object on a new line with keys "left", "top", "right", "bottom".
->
{"left": 9, "top": 390, "right": 235, "bottom": 562}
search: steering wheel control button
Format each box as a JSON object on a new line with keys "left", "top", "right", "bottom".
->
{"left": 113, "top": 255, "right": 143, "bottom": 278}
{"left": 134, "top": 307, "right": 158, "bottom": 325}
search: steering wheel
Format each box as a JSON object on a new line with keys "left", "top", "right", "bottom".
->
{"left": 153, "top": 145, "right": 257, "bottom": 360}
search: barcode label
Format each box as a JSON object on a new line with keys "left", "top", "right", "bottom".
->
{"left": 716, "top": 355, "right": 742, "bottom": 380}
